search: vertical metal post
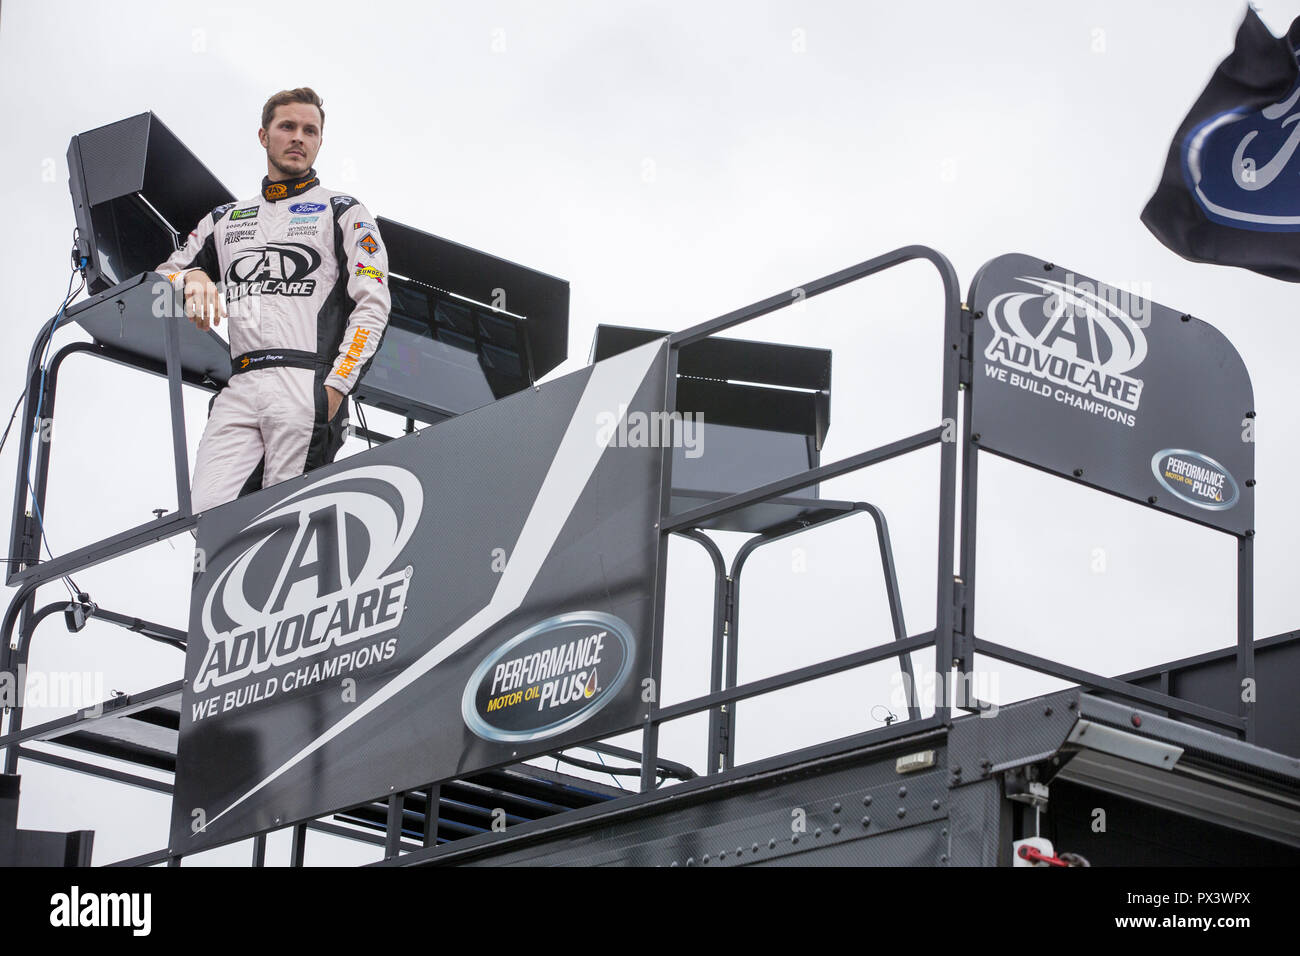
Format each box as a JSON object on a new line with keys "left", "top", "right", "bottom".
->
{"left": 673, "top": 530, "right": 728, "bottom": 775}
{"left": 289, "top": 823, "right": 308, "bottom": 867}
{"left": 3, "top": 600, "right": 37, "bottom": 776}
{"left": 640, "top": 342, "right": 678, "bottom": 792}
{"left": 7, "top": 316, "right": 59, "bottom": 581}
{"left": 858, "top": 503, "right": 921, "bottom": 722}
{"left": 384, "top": 791, "right": 404, "bottom": 859}
{"left": 423, "top": 785, "right": 441, "bottom": 848}
{"left": 721, "top": 576, "right": 737, "bottom": 770}
{"left": 955, "top": 309, "right": 980, "bottom": 678}
{"left": 251, "top": 833, "right": 266, "bottom": 866}
{"left": 162, "top": 314, "right": 192, "bottom": 516}
{"left": 1237, "top": 535, "right": 1254, "bottom": 743}
{"left": 933, "top": 283, "right": 964, "bottom": 723}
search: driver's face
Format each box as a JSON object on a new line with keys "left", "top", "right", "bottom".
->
{"left": 260, "top": 102, "right": 323, "bottom": 178}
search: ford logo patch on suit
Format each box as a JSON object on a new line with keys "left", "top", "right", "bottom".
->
{"left": 289, "top": 202, "right": 328, "bottom": 214}
{"left": 462, "top": 612, "right": 634, "bottom": 742}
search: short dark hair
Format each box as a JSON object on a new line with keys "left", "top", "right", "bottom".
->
{"left": 261, "top": 87, "right": 324, "bottom": 131}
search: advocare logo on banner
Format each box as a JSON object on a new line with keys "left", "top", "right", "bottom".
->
{"left": 193, "top": 466, "right": 423, "bottom": 709}
{"left": 983, "top": 276, "right": 1148, "bottom": 429}
{"left": 462, "top": 611, "right": 635, "bottom": 742}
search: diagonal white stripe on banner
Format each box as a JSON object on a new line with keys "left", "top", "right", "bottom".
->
{"left": 199, "top": 339, "right": 664, "bottom": 837}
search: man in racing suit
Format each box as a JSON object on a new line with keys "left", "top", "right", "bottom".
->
{"left": 156, "top": 89, "right": 390, "bottom": 513}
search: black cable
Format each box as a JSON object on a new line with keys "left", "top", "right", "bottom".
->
{"left": 13, "top": 263, "right": 87, "bottom": 598}
{"left": 0, "top": 389, "right": 26, "bottom": 460}
{"left": 545, "top": 750, "right": 693, "bottom": 782}
{"left": 353, "top": 400, "right": 373, "bottom": 449}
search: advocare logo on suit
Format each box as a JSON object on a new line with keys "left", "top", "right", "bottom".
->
{"left": 192, "top": 466, "right": 423, "bottom": 714}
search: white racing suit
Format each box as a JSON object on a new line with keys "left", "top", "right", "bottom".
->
{"left": 156, "top": 168, "right": 390, "bottom": 513}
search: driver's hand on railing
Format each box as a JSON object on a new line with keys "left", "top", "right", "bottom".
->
{"left": 182, "top": 269, "right": 226, "bottom": 332}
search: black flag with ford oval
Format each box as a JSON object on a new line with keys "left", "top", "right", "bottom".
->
{"left": 1141, "top": 8, "right": 1300, "bottom": 281}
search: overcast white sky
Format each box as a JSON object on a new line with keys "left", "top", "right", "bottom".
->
{"left": 2, "top": 0, "right": 1298, "bottom": 865}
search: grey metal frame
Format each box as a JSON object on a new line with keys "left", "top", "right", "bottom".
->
{"left": 0, "top": 243, "right": 1260, "bottom": 864}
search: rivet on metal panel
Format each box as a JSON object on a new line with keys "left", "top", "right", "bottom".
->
{"left": 832, "top": 824, "right": 841, "bottom": 835}
{"left": 752, "top": 843, "right": 759, "bottom": 853}
{"left": 898, "top": 786, "right": 907, "bottom": 797}
{"left": 791, "top": 836, "right": 799, "bottom": 845}
{"left": 832, "top": 802, "right": 841, "bottom": 813}
{"left": 1072, "top": 468, "right": 1083, "bottom": 477}
{"left": 1044, "top": 262, "right": 1055, "bottom": 271}
{"left": 703, "top": 854, "right": 710, "bottom": 863}
{"left": 1131, "top": 713, "right": 1142, "bottom": 728}
{"left": 863, "top": 795, "right": 873, "bottom": 806}
{"left": 979, "top": 758, "right": 991, "bottom": 775}
{"left": 897, "top": 807, "right": 906, "bottom": 818}
{"left": 862, "top": 816, "right": 871, "bottom": 828}
{"left": 932, "top": 800, "right": 941, "bottom": 811}
{"left": 686, "top": 857, "right": 694, "bottom": 866}
{"left": 1044, "top": 706, "right": 1053, "bottom": 716}
{"left": 814, "top": 828, "right": 822, "bottom": 838}
{"left": 769, "top": 838, "right": 776, "bottom": 849}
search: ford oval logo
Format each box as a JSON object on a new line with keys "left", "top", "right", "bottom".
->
{"left": 289, "top": 202, "right": 327, "bottom": 214}
{"left": 1150, "top": 449, "right": 1239, "bottom": 511}
{"left": 461, "top": 611, "right": 634, "bottom": 742}
{"left": 1184, "top": 79, "right": 1300, "bottom": 230}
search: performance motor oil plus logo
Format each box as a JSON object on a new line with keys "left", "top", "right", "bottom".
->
{"left": 1151, "top": 449, "right": 1239, "bottom": 511}
{"left": 983, "top": 276, "right": 1148, "bottom": 428}
{"left": 192, "top": 466, "right": 423, "bottom": 709}
{"left": 462, "top": 612, "right": 634, "bottom": 742}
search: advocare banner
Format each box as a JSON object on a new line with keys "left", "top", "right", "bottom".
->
{"left": 169, "top": 339, "right": 669, "bottom": 853}
{"left": 967, "top": 254, "right": 1254, "bottom": 537}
